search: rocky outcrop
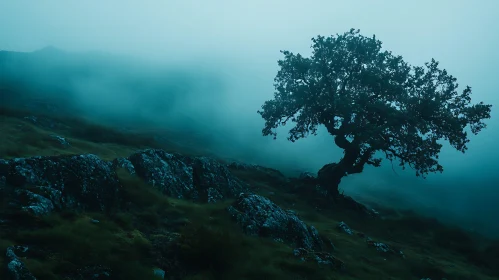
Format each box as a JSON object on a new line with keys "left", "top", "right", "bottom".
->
{"left": 338, "top": 221, "right": 353, "bottom": 235}
{"left": 0, "top": 149, "right": 247, "bottom": 218}
{"left": 335, "top": 219, "right": 405, "bottom": 258}
{"left": 0, "top": 154, "right": 121, "bottom": 212}
{"left": 227, "top": 193, "right": 324, "bottom": 251}
{"left": 0, "top": 150, "right": 250, "bottom": 279}
{"left": 5, "top": 246, "right": 37, "bottom": 280}
{"left": 126, "top": 150, "right": 195, "bottom": 200}
{"left": 126, "top": 149, "right": 247, "bottom": 203}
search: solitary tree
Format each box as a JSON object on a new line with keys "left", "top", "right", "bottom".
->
{"left": 258, "top": 29, "right": 492, "bottom": 197}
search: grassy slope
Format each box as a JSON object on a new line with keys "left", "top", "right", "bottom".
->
{"left": 1, "top": 107, "right": 498, "bottom": 280}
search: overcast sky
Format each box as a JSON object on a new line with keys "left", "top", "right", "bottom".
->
{"left": 1, "top": 0, "right": 499, "bottom": 235}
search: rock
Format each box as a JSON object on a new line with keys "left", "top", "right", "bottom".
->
{"left": 370, "top": 208, "right": 380, "bottom": 217}
{"left": 227, "top": 193, "right": 324, "bottom": 250}
{"left": 366, "top": 237, "right": 405, "bottom": 258}
{"left": 338, "top": 221, "right": 353, "bottom": 235}
{"left": 299, "top": 171, "right": 316, "bottom": 180}
{"left": 153, "top": 268, "right": 165, "bottom": 279}
{"left": 23, "top": 116, "right": 38, "bottom": 124}
{"left": 15, "top": 189, "right": 55, "bottom": 216}
{"left": 5, "top": 246, "right": 37, "bottom": 280}
{"left": 0, "top": 154, "right": 121, "bottom": 212}
{"left": 184, "top": 156, "right": 247, "bottom": 203}
{"left": 0, "top": 149, "right": 248, "bottom": 217}
{"left": 49, "top": 135, "right": 70, "bottom": 147}
{"left": 127, "top": 149, "right": 246, "bottom": 202}
{"left": 127, "top": 150, "right": 194, "bottom": 199}
{"left": 112, "top": 158, "right": 136, "bottom": 175}
{"left": 369, "top": 240, "right": 391, "bottom": 253}
{"left": 293, "top": 247, "right": 345, "bottom": 270}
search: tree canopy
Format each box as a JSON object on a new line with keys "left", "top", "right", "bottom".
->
{"left": 258, "top": 29, "right": 492, "bottom": 187}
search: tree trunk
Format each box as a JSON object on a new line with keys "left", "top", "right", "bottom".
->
{"left": 317, "top": 163, "right": 344, "bottom": 197}
{"left": 317, "top": 147, "right": 360, "bottom": 197}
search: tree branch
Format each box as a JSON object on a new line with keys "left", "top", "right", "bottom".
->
{"left": 348, "top": 148, "right": 373, "bottom": 174}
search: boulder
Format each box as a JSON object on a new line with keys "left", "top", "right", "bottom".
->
{"left": 0, "top": 149, "right": 247, "bottom": 218}
{"left": 0, "top": 154, "right": 121, "bottom": 212}
{"left": 127, "top": 149, "right": 246, "bottom": 203}
{"left": 227, "top": 193, "right": 324, "bottom": 251}
{"left": 5, "top": 246, "right": 37, "bottom": 280}
{"left": 127, "top": 150, "right": 195, "bottom": 200}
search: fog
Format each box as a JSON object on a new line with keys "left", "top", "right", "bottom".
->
{"left": 1, "top": 1, "right": 499, "bottom": 237}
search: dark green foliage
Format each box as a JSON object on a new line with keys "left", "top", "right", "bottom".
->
{"left": 258, "top": 28, "right": 492, "bottom": 191}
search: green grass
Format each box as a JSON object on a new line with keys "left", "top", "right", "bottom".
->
{"left": 1, "top": 106, "right": 498, "bottom": 279}
{"left": 0, "top": 106, "right": 216, "bottom": 160}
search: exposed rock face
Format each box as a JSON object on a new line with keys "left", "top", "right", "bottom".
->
{"left": 227, "top": 193, "right": 324, "bottom": 251}
{"left": 338, "top": 221, "right": 353, "bottom": 235}
{"left": 5, "top": 246, "right": 37, "bottom": 280}
{"left": 127, "top": 150, "right": 195, "bottom": 199}
{"left": 127, "top": 149, "right": 247, "bottom": 203}
{"left": 112, "top": 157, "right": 136, "bottom": 175}
{"left": 15, "top": 189, "right": 56, "bottom": 216}
{"left": 0, "top": 154, "right": 121, "bottom": 212}
{"left": 188, "top": 156, "right": 247, "bottom": 203}
{"left": 0, "top": 150, "right": 250, "bottom": 278}
{"left": 49, "top": 135, "right": 70, "bottom": 148}
{"left": 0, "top": 149, "right": 247, "bottom": 218}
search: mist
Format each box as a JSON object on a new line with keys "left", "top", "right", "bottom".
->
{"left": 1, "top": 0, "right": 499, "bottom": 237}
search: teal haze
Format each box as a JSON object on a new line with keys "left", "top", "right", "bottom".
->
{"left": 1, "top": 0, "right": 498, "bottom": 236}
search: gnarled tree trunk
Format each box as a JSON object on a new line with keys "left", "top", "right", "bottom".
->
{"left": 317, "top": 146, "right": 363, "bottom": 197}
{"left": 317, "top": 163, "right": 344, "bottom": 197}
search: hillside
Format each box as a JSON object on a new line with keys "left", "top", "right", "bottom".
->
{"left": 1, "top": 104, "right": 499, "bottom": 280}
{"left": 1, "top": 48, "right": 498, "bottom": 280}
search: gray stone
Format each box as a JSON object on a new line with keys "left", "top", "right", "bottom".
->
{"left": 153, "top": 268, "right": 165, "bottom": 279}
{"left": 227, "top": 193, "right": 324, "bottom": 250}
{"left": 0, "top": 154, "right": 121, "bottom": 212}
{"left": 5, "top": 246, "right": 37, "bottom": 280}
{"left": 128, "top": 149, "right": 247, "bottom": 202}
